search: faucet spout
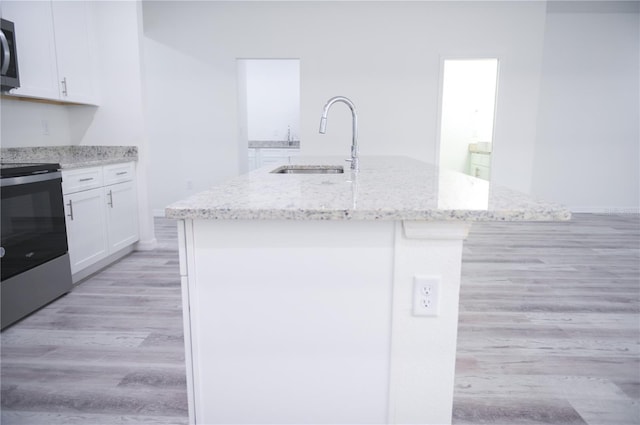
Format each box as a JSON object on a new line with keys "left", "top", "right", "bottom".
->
{"left": 319, "top": 96, "right": 359, "bottom": 171}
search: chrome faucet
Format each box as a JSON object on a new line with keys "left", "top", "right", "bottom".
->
{"left": 319, "top": 96, "right": 359, "bottom": 171}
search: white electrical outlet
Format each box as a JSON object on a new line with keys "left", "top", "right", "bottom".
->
{"left": 41, "top": 119, "right": 50, "bottom": 136}
{"left": 413, "top": 275, "right": 441, "bottom": 316}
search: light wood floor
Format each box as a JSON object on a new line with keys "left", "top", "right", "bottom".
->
{"left": 454, "top": 214, "right": 639, "bottom": 424}
{"left": 1, "top": 214, "right": 638, "bottom": 424}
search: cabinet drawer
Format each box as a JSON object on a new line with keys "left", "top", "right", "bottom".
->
{"left": 470, "top": 153, "right": 491, "bottom": 167}
{"left": 261, "top": 148, "right": 300, "bottom": 159}
{"left": 103, "top": 162, "right": 135, "bottom": 185}
{"left": 62, "top": 167, "right": 103, "bottom": 194}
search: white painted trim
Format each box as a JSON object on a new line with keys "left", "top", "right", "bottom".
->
{"left": 153, "top": 208, "right": 166, "bottom": 217}
{"left": 403, "top": 220, "right": 471, "bottom": 240}
{"left": 547, "top": 1, "right": 640, "bottom": 14}
{"left": 178, "top": 219, "right": 197, "bottom": 425}
{"left": 134, "top": 238, "right": 157, "bottom": 251}
{"left": 570, "top": 206, "right": 640, "bottom": 214}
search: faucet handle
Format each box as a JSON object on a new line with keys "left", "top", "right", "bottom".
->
{"left": 345, "top": 158, "right": 359, "bottom": 171}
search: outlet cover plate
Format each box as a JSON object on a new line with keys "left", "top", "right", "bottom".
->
{"left": 413, "top": 275, "right": 441, "bottom": 316}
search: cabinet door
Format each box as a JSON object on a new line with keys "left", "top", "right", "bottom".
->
{"left": 248, "top": 149, "right": 258, "bottom": 171}
{"left": 470, "top": 165, "right": 490, "bottom": 181}
{"left": 1, "top": 1, "right": 59, "bottom": 99}
{"left": 64, "top": 188, "right": 108, "bottom": 274}
{"left": 51, "top": 0, "right": 98, "bottom": 104}
{"left": 105, "top": 181, "right": 139, "bottom": 252}
{"left": 257, "top": 148, "right": 300, "bottom": 168}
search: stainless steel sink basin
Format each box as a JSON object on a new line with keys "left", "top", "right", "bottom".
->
{"left": 271, "top": 165, "right": 344, "bottom": 174}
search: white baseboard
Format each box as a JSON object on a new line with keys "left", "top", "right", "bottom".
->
{"left": 135, "top": 238, "right": 158, "bottom": 251}
{"left": 570, "top": 206, "right": 640, "bottom": 214}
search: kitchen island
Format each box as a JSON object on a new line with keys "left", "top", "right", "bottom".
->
{"left": 166, "top": 156, "right": 570, "bottom": 425}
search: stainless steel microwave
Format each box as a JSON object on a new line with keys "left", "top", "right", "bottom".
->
{"left": 1, "top": 18, "right": 20, "bottom": 92}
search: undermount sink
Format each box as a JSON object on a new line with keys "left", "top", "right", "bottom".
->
{"left": 271, "top": 165, "right": 344, "bottom": 174}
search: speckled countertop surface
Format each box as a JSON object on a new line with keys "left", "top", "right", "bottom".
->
{"left": 0, "top": 146, "right": 138, "bottom": 169}
{"left": 249, "top": 140, "right": 300, "bottom": 149}
{"left": 166, "top": 156, "right": 571, "bottom": 222}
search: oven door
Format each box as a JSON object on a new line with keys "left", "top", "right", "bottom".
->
{"left": 1, "top": 172, "right": 68, "bottom": 281}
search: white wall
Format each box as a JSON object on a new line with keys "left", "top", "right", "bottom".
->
{"left": 80, "top": 0, "right": 155, "bottom": 249}
{"left": 142, "top": 0, "right": 548, "bottom": 211}
{"left": 142, "top": 35, "right": 240, "bottom": 214}
{"left": 532, "top": 1, "right": 640, "bottom": 212}
{"left": 0, "top": 98, "right": 71, "bottom": 147}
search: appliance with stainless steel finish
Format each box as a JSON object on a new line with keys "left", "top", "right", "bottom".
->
{"left": 1, "top": 163, "right": 72, "bottom": 330}
{"left": 1, "top": 18, "right": 20, "bottom": 92}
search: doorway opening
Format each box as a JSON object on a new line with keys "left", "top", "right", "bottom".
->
{"left": 237, "top": 59, "right": 300, "bottom": 172}
{"left": 437, "top": 58, "right": 499, "bottom": 181}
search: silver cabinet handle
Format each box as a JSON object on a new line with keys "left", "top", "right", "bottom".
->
{"left": 0, "top": 30, "right": 10, "bottom": 75}
{"left": 79, "top": 177, "right": 93, "bottom": 182}
{"left": 66, "top": 199, "right": 74, "bottom": 221}
{"left": 61, "top": 77, "right": 68, "bottom": 96}
{"left": 107, "top": 190, "right": 113, "bottom": 208}
{"left": 116, "top": 171, "right": 128, "bottom": 176}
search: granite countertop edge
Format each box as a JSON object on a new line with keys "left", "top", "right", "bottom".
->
{"left": 57, "top": 157, "right": 137, "bottom": 169}
{"left": 165, "top": 156, "right": 571, "bottom": 223}
{"left": 249, "top": 140, "right": 300, "bottom": 149}
{"left": 164, "top": 207, "right": 572, "bottom": 222}
{"left": 1, "top": 145, "right": 138, "bottom": 169}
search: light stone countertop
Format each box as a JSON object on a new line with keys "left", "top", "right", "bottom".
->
{"left": 248, "top": 140, "right": 300, "bottom": 149}
{"left": 0, "top": 146, "right": 138, "bottom": 169}
{"left": 166, "top": 156, "right": 571, "bottom": 222}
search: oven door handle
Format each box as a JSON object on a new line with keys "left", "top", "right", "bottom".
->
{"left": 66, "top": 199, "right": 74, "bottom": 221}
{"left": 0, "top": 171, "right": 62, "bottom": 187}
{"left": 0, "top": 30, "right": 10, "bottom": 76}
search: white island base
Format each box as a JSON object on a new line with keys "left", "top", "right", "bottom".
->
{"left": 178, "top": 218, "right": 470, "bottom": 425}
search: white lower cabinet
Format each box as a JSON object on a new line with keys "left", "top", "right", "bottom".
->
{"left": 105, "top": 180, "right": 139, "bottom": 252}
{"left": 248, "top": 148, "right": 299, "bottom": 171}
{"left": 65, "top": 187, "right": 109, "bottom": 274}
{"left": 62, "top": 162, "right": 138, "bottom": 278}
{"left": 468, "top": 152, "right": 491, "bottom": 181}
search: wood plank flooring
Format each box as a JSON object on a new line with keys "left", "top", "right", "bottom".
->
{"left": 454, "top": 214, "right": 640, "bottom": 425}
{"left": 1, "top": 214, "right": 638, "bottom": 424}
{"left": 1, "top": 220, "right": 187, "bottom": 424}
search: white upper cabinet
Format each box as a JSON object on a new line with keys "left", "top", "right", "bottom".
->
{"left": 51, "top": 1, "right": 98, "bottom": 104}
{"left": 2, "top": 0, "right": 99, "bottom": 105}
{"left": 2, "top": 1, "right": 59, "bottom": 100}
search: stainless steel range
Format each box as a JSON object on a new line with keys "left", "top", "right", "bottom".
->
{"left": 1, "top": 162, "right": 73, "bottom": 330}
